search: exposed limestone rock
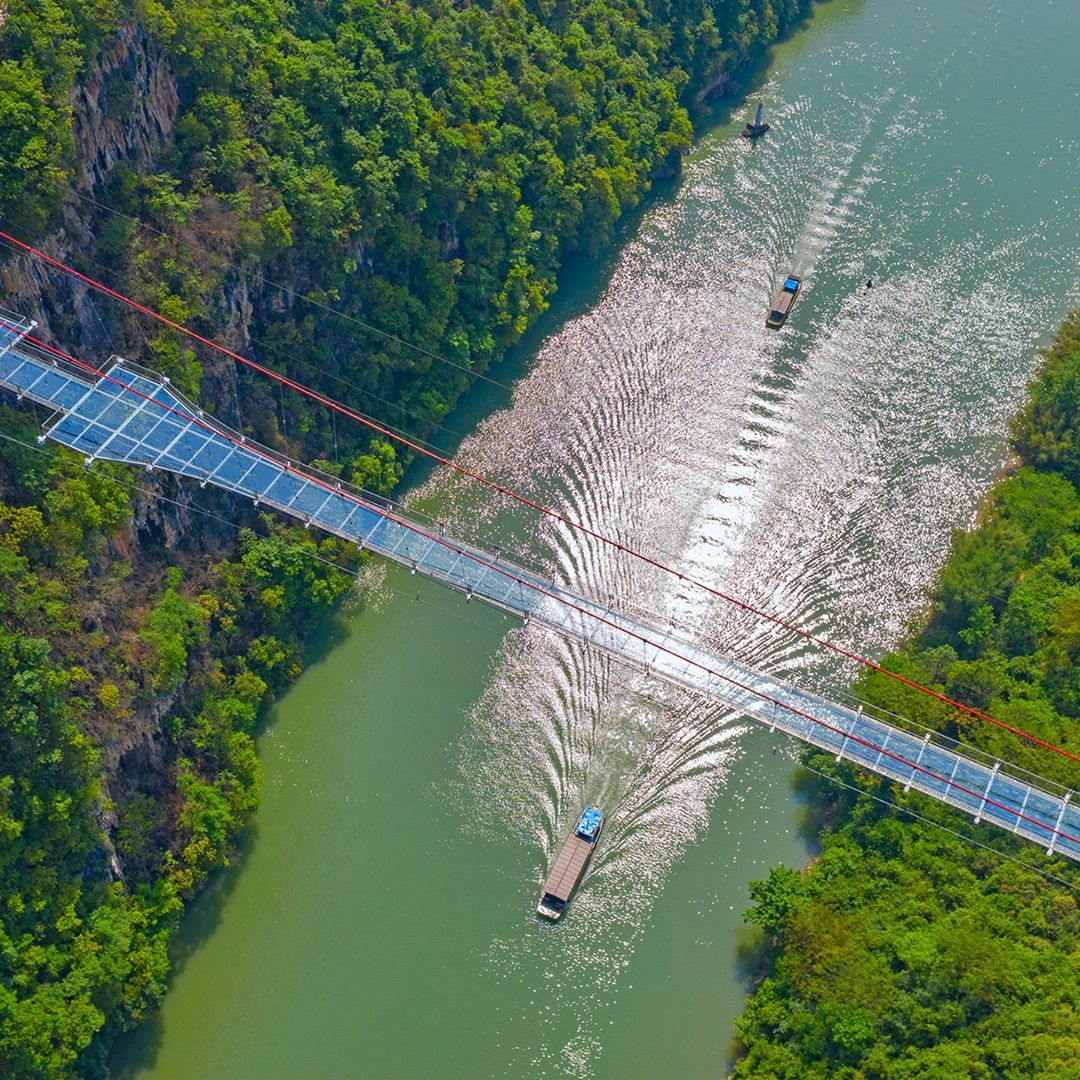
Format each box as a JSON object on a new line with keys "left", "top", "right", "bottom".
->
{"left": 1, "top": 21, "right": 178, "bottom": 354}
{"left": 71, "top": 22, "right": 179, "bottom": 195}
{"left": 695, "top": 69, "right": 737, "bottom": 104}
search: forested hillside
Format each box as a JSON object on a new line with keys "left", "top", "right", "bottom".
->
{"left": 0, "top": 405, "right": 360, "bottom": 1077}
{"left": 0, "top": 1, "right": 810, "bottom": 1075}
{"left": 733, "top": 314, "right": 1080, "bottom": 1080}
{"left": 5, "top": 0, "right": 808, "bottom": 454}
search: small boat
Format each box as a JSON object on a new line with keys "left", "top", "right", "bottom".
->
{"left": 765, "top": 276, "right": 801, "bottom": 329}
{"left": 536, "top": 807, "right": 604, "bottom": 921}
{"left": 742, "top": 103, "right": 770, "bottom": 139}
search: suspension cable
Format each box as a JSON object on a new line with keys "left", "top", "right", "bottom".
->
{"left": 2, "top": 226, "right": 1079, "bottom": 769}
{"left": 4, "top": 323, "right": 1079, "bottom": 847}
{"left": 7, "top": 424, "right": 1071, "bottom": 892}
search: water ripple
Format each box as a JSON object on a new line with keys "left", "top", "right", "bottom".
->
{"left": 411, "top": 2, "right": 1080, "bottom": 1073}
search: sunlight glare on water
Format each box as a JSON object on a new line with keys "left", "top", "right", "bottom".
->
{"left": 419, "top": 0, "right": 1080, "bottom": 1070}
{"left": 113, "top": 2, "right": 1080, "bottom": 1078}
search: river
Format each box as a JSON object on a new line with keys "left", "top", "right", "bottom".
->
{"left": 111, "top": 0, "right": 1080, "bottom": 1076}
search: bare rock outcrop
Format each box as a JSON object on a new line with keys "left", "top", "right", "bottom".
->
{"left": 71, "top": 21, "right": 179, "bottom": 196}
{"left": 1, "top": 21, "right": 178, "bottom": 355}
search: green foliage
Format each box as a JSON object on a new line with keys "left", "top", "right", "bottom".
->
{"left": 734, "top": 817, "right": 1080, "bottom": 1079}
{"left": 1012, "top": 311, "right": 1080, "bottom": 487}
{"left": 0, "top": 627, "right": 170, "bottom": 1079}
{"left": 733, "top": 315, "right": 1080, "bottom": 1077}
{"left": 4, "top": 0, "right": 810, "bottom": 474}
{"left": 349, "top": 439, "right": 403, "bottom": 496}
{"left": 0, "top": 1, "right": 819, "bottom": 1073}
{"left": 0, "top": 420, "right": 361, "bottom": 1074}
{"left": 115, "top": 795, "right": 166, "bottom": 881}
{"left": 746, "top": 864, "right": 808, "bottom": 938}
{"left": 43, "top": 468, "right": 129, "bottom": 555}
{"left": 140, "top": 567, "right": 209, "bottom": 692}
{"left": 0, "top": 0, "right": 127, "bottom": 235}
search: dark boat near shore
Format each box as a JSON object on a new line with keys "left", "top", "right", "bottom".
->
{"left": 766, "top": 276, "right": 801, "bottom": 329}
{"left": 742, "top": 103, "right": 770, "bottom": 138}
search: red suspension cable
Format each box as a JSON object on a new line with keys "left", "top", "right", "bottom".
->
{"left": 2, "top": 227, "right": 1078, "bottom": 768}
{"left": 6, "top": 319, "right": 1079, "bottom": 850}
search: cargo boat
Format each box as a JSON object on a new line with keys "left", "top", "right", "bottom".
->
{"left": 765, "top": 275, "right": 801, "bottom": 329}
{"left": 536, "top": 807, "right": 604, "bottom": 921}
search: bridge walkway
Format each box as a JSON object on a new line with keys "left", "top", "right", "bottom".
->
{"left": 0, "top": 315, "right": 1076, "bottom": 864}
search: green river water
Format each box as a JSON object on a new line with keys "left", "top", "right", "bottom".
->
{"left": 112, "top": 1, "right": 1080, "bottom": 1076}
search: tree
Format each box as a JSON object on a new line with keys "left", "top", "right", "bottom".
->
{"left": 747, "top": 865, "right": 808, "bottom": 938}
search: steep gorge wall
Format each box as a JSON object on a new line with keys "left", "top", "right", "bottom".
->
{"left": 0, "top": 22, "right": 261, "bottom": 805}
{"left": 1, "top": 18, "right": 263, "bottom": 411}
{"left": 0, "top": 4, "right": 817, "bottom": 1072}
{"left": 0, "top": 0, "right": 816, "bottom": 902}
{"left": 2, "top": 22, "right": 176, "bottom": 351}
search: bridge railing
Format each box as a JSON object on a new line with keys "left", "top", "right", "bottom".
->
{"left": 798, "top": 676, "right": 1078, "bottom": 804}
{"left": 2, "top": 332, "right": 1077, "bottom": 864}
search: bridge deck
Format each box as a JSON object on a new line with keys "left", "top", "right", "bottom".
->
{"left": 0, "top": 320, "right": 1076, "bottom": 865}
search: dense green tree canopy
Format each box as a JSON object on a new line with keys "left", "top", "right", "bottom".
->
{"left": 733, "top": 314, "right": 1080, "bottom": 1079}
{"left": 0, "top": 1, "right": 812, "bottom": 1074}
{"left": 0, "top": 405, "right": 359, "bottom": 1076}
{"left": 2, "top": 0, "right": 808, "bottom": 450}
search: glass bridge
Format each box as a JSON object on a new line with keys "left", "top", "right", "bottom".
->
{"left": 0, "top": 311, "right": 1076, "bottom": 865}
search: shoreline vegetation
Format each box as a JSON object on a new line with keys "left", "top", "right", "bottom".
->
{"left": 1, "top": 1, "right": 814, "bottom": 1075}
{"left": 0, "top": 401, "right": 362, "bottom": 1078}
{"left": 733, "top": 313, "right": 1080, "bottom": 1079}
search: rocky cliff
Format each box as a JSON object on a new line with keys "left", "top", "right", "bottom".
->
{"left": 0, "top": 21, "right": 250, "bottom": 817}
{"left": 2, "top": 22, "right": 177, "bottom": 353}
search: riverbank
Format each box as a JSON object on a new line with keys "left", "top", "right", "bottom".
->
{"left": 733, "top": 313, "right": 1080, "bottom": 1078}
{"left": 0, "top": 404, "right": 363, "bottom": 1076}
{"left": 1, "top": 2, "right": 820, "bottom": 1074}
{"left": 107, "top": 1, "right": 1080, "bottom": 1075}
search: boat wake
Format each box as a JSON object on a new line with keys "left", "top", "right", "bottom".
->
{"left": 412, "top": 9, "right": 1080, "bottom": 1075}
